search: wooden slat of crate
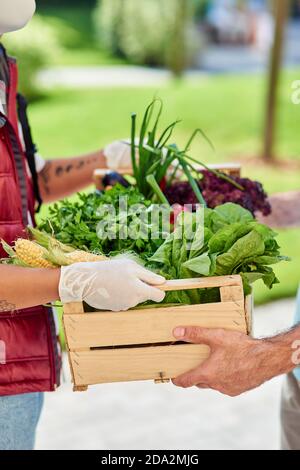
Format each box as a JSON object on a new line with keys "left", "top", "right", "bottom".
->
{"left": 63, "top": 276, "right": 250, "bottom": 390}
{"left": 245, "top": 295, "right": 253, "bottom": 335}
{"left": 156, "top": 275, "right": 242, "bottom": 291}
{"left": 64, "top": 301, "right": 246, "bottom": 351}
{"left": 192, "top": 163, "right": 241, "bottom": 177}
{"left": 93, "top": 163, "right": 241, "bottom": 191}
{"left": 70, "top": 344, "right": 210, "bottom": 386}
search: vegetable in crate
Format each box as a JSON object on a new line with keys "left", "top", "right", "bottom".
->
{"left": 164, "top": 170, "right": 272, "bottom": 217}
{"left": 130, "top": 100, "right": 247, "bottom": 209}
{"left": 130, "top": 99, "right": 207, "bottom": 205}
{"left": 1, "top": 228, "right": 107, "bottom": 269}
{"left": 148, "top": 203, "right": 289, "bottom": 304}
{"left": 200, "top": 170, "right": 271, "bottom": 216}
{"left": 38, "top": 185, "right": 167, "bottom": 259}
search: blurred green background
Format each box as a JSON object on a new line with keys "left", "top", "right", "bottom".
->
{"left": 2, "top": 0, "right": 300, "bottom": 305}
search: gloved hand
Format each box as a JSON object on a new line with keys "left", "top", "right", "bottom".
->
{"left": 59, "top": 258, "right": 166, "bottom": 312}
{"left": 104, "top": 139, "right": 172, "bottom": 172}
{"left": 104, "top": 139, "right": 133, "bottom": 171}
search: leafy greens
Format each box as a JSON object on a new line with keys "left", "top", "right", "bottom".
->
{"left": 40, "top": 187, "right": 289, "bottom": 306}
{"left": 39, "top": 185, "right": 166, "bottom": 259}
{"left": 148, "top": 203, "right": 289, "bottom": 304}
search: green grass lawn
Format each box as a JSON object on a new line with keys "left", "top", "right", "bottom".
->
{"left": 30, "top": 71, "right": 300, "bottom": 305}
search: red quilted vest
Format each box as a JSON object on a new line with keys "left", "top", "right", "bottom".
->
{"left": 0, "top": 54, "right": 60, "bottom": 396}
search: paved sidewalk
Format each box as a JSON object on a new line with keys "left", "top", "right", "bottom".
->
{"left": 38, "top": 66, "right": 208, "bottom": 89}
{"left": 258, "top": 191, "right": 300, "bottom": 229}
{"left": 37, "top": 21, "right": 300, "bottom": 90}
{"left": 36, "top": 299, "right": 296, "bottom": 450}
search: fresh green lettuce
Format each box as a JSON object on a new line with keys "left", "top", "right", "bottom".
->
{"left": 149, "top": 203, "right": 290, "bottom": 302}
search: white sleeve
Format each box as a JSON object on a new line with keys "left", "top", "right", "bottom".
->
{"left": 18, "top": 121, "right": 46, "bottom": 173}
{"left": 34, "top": 153, "right": 46, "bottom": 173}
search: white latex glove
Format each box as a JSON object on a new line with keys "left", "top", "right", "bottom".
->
{"left": 104, "top": 139, "right": 134, "bottom": 171}
{"left": 104, "top": 139, "right": 170, "bottom": 171}
{"left": 59, "top": 258, "right": 166, "bottom": 312}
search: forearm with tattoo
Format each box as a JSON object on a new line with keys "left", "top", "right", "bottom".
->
{"left": 38, "top": 150, "right": 107, "bottom": 203}
{"left": 0, "top": 265, "right": 60, "bottom": 312}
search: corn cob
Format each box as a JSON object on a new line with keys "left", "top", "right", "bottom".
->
{"left": 45, "top": 242, "right": 107, "bottom": 266}
{"left": 2, "top": 234, "right": 107, "bottom": 269}
{"left": 14, "top": 239, "right": 56, "bottom": 269}
{"left": 28, "top": 227, "right": 74, "bottom": 253}
{"left": 28, "top": 228, "right": 106, "bottom": 263}
{"left": 65, "top": 250, "right": 107, "bottom": 264}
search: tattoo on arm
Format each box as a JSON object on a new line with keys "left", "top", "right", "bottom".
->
{"left": 39, "top": 161, "right": 53, "bottom": 195}
{"left": 55, "top": 166, "right": 64, "bottom": 177}
{"left": 54, "top": 156, "right": 99, "bottom": 178}
{"left": 40, "top": 155, "right": 100, "bottom": 194}
{"left": 76, "top": 160, "right": 85, "bottom": 170}
{"left": 0, "top": 300, "right": 16, "bottom": 313}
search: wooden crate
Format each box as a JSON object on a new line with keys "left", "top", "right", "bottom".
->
{"left": 93, "top": 163, "right": 241, "bottom": 191}
{"left": 63, "top": 275, "right": 252, "bottom": 392}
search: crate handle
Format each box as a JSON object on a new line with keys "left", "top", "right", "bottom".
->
{"left": 93, "top": 165, "right": 241, "bottom": 192}
{"left": 63, "top": 275, "right": 244, "bottom": 315}
{"left": 156, "top": 275, "right": 243, "bottom": 292}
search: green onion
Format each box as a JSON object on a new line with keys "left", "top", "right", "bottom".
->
{"left": 131, "top": 113, "right": 138, "bottom": 182}
{"left": 146, "top": 175, "right": 170, "bottom": 206}
{"left": 179, "top": 159, "right": 207, "bottom": 206}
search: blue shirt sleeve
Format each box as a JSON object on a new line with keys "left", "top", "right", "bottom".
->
{"left": 293, "top": 287, "right": 300, "bottom": 381}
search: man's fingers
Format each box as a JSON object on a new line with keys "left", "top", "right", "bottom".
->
{"left": 172, "top": 366, "right": 209, "bottom": 389}
{"left": 172, "top": 354, "right": 216, "bottom": 388}
{"left": 173, "top": 326, "right": 218, "bottom": 346}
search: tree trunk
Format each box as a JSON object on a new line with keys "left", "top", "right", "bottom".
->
{"left": 262, "top": 0, "right": 290, "bottom": 162}
{"left": 167, "top": 0, "right": 189, "bottom": 78}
